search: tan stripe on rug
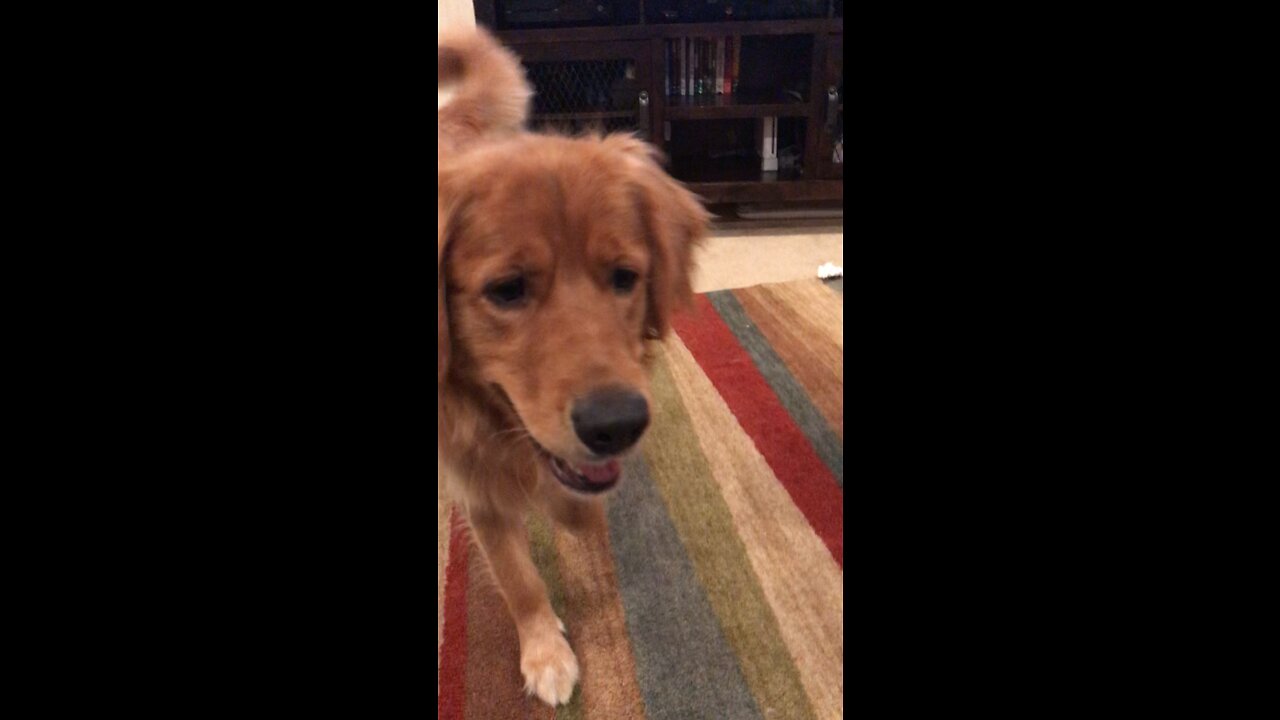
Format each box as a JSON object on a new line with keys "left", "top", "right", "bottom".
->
{"left": 553, "top": 517, "right": 647, "bottom": 719}
{"left": 757, "top": 281, "right": 844, "bottom": 351}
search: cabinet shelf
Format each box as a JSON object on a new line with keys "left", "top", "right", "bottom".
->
{"left": 669, "top": 156, "right": 800, "bottom": 184}
{"left": 664, "top": 93, "right": 810, "bottom": 120}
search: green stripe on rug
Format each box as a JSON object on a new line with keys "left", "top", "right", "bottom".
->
{"left": 529, "top": 512, "right": 584, "bottom": 720}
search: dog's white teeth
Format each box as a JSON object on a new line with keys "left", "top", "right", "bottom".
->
{"left": 553, "top": 458, "right": 574, "bottom": 477}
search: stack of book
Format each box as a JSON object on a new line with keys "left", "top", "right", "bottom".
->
{"left": 664, "top": 37, "right": 740, "bottom": 98}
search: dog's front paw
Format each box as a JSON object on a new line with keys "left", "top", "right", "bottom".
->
{"left": 520, "top": 620, "right": 579, "bottom": 706}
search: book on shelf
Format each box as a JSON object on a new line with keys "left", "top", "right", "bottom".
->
{"left": 702, "top": 38, "right": 710, "bottom": 96}
{"left": 693, "top": 37, "right": 698, "bottom": 95}
{"left": 732, "top": 35, "right": 740, "bottom": 94}
{"left": 710, "top": 37, "right": 717, "bottom": 95}
{"left": 694, "top": 38, "right": 700, "bottom": 96}
{"left": 680, "top": 38, "right": 687, "bottom": 96}
{"left": 690, "top": 38, "right": 697, "bottom": 96}
{"left": 726, "top": 36, "right": 735, "bottom": 94}
{"left": 697, "top": 38, "right": 704, "bottom": 96}
{"left": 665, "top": 39, "right": 672, "bottom": 96}
{"left": 705, "top": 38, "right": 713, "bottom": 95}
{"left": 666, "top": 36, "right": 744, "bottom": 98}
{"left": 706, "top": 37, "right": 716, "bottom": 96}
{"left": 689, "top": 39, "right": 695, "bottom": 96}
{"left": 704, "top": 37, "right": 711, "bottom": 96}
{"left": 716, "top": 38, "right": 724, "bottom": 95}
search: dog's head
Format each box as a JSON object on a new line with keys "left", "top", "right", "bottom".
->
{"left": 438, "top": 134, "right": 707, "bottom": 494}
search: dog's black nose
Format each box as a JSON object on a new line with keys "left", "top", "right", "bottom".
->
{"left": 572, "top": 389, "right": 650, "bottom": 456}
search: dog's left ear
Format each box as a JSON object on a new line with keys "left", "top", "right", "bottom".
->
{"left": 611, "top": 136, "right": 709, "bottom": 340}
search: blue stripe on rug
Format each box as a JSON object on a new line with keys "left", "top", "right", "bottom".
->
{"left": 608, "top": 456, "right": 764, "bottom": 720}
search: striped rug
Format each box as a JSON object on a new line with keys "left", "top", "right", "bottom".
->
{"left": 439, "top": 278, "right": 844, "bottom": 720}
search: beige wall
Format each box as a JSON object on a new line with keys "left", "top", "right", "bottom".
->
{"left": 438, "top": 0, "right": 475, "bottom": 31}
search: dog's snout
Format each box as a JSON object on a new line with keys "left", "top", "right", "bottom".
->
{"left": 571, "top": 389, "right": 650, "bottom": 456}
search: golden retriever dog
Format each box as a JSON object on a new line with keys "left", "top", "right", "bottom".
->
{"left": 438, "top": 29, "right": 707, "bottom": 707}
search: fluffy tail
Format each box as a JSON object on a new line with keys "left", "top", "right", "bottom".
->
{"left": 438, "top": 28, "right": 532, "bottom": 140}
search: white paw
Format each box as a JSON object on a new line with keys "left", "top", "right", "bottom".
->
{"left": 520, "top": 623, "right": 579, "bottom": 707}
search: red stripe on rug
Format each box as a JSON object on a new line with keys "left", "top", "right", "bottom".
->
{"left": 439, "top": 509, "right": 471, "bottom": 720}
{"left": 672, "top": 296, "right": 844, "bottom": 568}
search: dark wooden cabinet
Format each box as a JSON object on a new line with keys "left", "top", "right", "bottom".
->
{"left": 475, "top": 2, "right": 844, "bottom": 206}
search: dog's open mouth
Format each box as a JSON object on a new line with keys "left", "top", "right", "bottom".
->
{"left": 492, "top": 384, "right": 623, "bottom": 494}
{"left": 536, "top": 446, "right": 622, "bottom": 495}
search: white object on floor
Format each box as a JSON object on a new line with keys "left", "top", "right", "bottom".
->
{"left": 818, "top": 262, "right": 844, "bottom": 280}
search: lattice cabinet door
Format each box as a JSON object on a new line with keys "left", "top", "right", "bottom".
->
{"left": 510, "top": 42, "right": 655, "bottom": 140}
{"left": 815, "top": 33, "right": 843, "bottom": 179}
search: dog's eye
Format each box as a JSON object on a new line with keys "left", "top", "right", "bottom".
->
{"left": 612, "top": 268, "right": 640, "bottom": 294}
{"left": 484, "top": 276, "right": 527, "bottom": 308}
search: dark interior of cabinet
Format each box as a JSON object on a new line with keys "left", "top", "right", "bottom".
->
{"left": 734, "top": 34, "right": 812, "bottom": 102}
{"left": 666, "top": 118, "right": 808, "bottom": 183}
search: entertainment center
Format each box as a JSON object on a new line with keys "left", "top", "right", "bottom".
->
{"left": 473, "top": 1, "right": 844, "bottom": 206}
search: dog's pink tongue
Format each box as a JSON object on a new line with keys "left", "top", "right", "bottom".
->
{"left": 578, "top": 459, "right": 621, "bottom": 485}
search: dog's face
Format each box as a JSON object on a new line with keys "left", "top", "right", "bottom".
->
{"left": 439, "top": 134, "right": 706, "bottom": 494}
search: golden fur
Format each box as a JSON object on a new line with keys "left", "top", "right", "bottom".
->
{"left": 438, "top": 29, "right": 707, "bottom": 707}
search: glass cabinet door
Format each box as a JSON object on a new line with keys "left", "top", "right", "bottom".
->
{"left": 513, "top": 42, "right": 654, "bottom": 140}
